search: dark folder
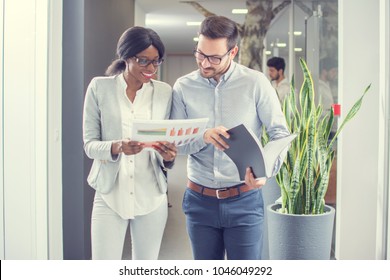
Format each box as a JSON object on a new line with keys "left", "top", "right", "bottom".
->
{"left": 221, "top": 124, "right": 296, "bottom": 180}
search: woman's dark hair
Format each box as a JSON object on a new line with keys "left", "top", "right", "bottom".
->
{"left": 199, "top": 16, "right": 239, "bottom": 50}
{"left": 105, "top": 26, "right": 165, "bottom": 76}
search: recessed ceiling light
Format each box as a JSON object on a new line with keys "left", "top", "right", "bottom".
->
{"left": 288, "top": 31, "right": 303, "bottom": 36}
{"left": 193, "top": 37, "right": 199, "bottom": 42}
{"left": 232, "top": 9, "right": 248, "bottom": 14}
{"left": 186, "top": 21, "right": 201, "bottom": 26}
{"left": 294, "top": 48, "right": 303, "bottom": 52}
{"left": 265, "top": 50, "right": 272, "bottom": 55}
{"left": 276, "top": 43, "right": 287, "bottom": 48}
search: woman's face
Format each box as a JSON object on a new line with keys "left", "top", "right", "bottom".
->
{"left": 126, "top": 45, "right": 160, "bottom": 84}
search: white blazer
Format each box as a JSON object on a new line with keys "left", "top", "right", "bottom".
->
{"left": 83, "top": 75, "right": 173, "bottom": 194}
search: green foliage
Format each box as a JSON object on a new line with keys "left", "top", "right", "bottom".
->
{"left": 275, "top": 58, "right": 371, "bottom": 215}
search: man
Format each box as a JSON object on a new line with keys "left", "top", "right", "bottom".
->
{"left": 317, "top": 57, "right": 338, "bottom": 139}
{"left": 170, "top": 16, "right": 290, "bottom": 260}
{"left": 317, "top": 57, "right": 337, "bottom": 114}
{"left": 267, "top": 56, "right": 290, "bottom": 103}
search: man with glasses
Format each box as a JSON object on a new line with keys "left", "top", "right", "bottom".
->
{"left": 170, "top": 16, "right": 290, "bottom": 260}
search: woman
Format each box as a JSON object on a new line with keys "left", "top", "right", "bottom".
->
{"left": 83, "top": 26, "right": 176, "bottom": 260}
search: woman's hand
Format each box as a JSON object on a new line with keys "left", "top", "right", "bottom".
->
{"left": 111, "top": 139, "right": 144, "bottom": 156}
{"left": 153, "top": 141, "right": 177, "bottom": 162}
{"left": 244, "top": 167, "right": 267, "bottom": 189}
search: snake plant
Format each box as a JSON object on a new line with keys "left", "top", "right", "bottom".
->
{"left": 275, "top": 58, "right": 371, "bottom": 215}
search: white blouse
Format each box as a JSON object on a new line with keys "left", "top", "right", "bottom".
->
{"left": 100, "top": 74, "right": 165, "bottom": 219}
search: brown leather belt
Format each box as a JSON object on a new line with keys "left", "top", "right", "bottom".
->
{"left": 187, "top": 180, "right": 259, "bottom": 199}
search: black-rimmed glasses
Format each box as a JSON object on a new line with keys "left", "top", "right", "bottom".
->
{"left": 193, "top": 49, "right": 232, "bottom": 65}
{"left": 133, "top": 56, "right": 164, "bottom": 67}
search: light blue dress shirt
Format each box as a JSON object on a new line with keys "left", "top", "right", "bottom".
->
{"left": 171, "top": 61, "right": 290, "bottom": 188}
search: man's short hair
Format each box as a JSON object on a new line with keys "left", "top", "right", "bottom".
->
{"left": 267, "top": 57, "right": 286, "bottom": 72}
{"left": 200, "top": 16, "right": 239, "bottom": 51}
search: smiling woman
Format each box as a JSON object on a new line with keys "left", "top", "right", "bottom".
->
{"left": 83, "top": 26, "right": 177, "bottom": 260}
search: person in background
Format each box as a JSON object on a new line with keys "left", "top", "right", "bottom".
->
{"left": 267, "top": 56, "right": 290, "bottom": 103}
{"left": 317, "top": 57, "right": 337, "bottom": 114}
{"left": 83, "top": 26, "right": 176, "bottom": 260}
{"left": 318, "top": 57, "right": 338, "bottom": 139}
{"left": 170, "top": 16, "right": 290, "bottom": 260}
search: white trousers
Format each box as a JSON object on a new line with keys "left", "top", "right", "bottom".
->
{"left": 91, "top": 192, "right": 168, "bottom": 260}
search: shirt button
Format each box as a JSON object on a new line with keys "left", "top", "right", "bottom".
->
{"left": 130, "top": 175, "right": 133, "bottom": 179}
{"left": 130, "top": 192, "right": 133, "bottom": 195}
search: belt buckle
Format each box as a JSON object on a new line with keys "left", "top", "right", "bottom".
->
{"left": 216, "top": 188, "right": 228, "bottom": 199}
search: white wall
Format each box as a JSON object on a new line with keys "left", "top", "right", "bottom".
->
{"left": 3, "top": 0, "right": 47, "bottom": 259}
{"left": 1, "top": 0, "right": 63, "bottom": 259}
{"left": 337, "top": 0, "right": 389, "bottom": 259}
{"left": 0, "top": 0, "right": 5, "bottom": 260}
{"left": 382, "top": 0, "right": 390, "bottom": 260}
{"left": 134, "top": 0, "right": 146, "bottom": 27}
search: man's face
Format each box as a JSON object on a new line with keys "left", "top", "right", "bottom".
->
{"left": 268, "top": 67, "right": 280, "bottom": 81}
{"left": 195, "top": 34, "right": 237, "bottom": 81}
{"left": 327, "top": 67, "right": 338, "bottom": 81}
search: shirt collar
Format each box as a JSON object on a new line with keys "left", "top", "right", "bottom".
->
{"left": 203, "top": 60, "right": 237, "bottom": 86}
{"left": 118, "top": 73, "right": 127, "bottom": 89}
{"left": 221, "top": 60, "right": 236, "bottom": 82}
{"left": 118, "top": 73, "right": 151, "bottom": 94}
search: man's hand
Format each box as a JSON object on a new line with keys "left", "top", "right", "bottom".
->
{"left": 203, "top": 126, "right": 230, "bottom": 151}
{"left": 245, "top": 167, "right": 267, "bottom": 189}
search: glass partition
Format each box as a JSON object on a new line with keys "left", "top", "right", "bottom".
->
{"left": 265, "top": 0, "right": 338, "bottom": 99}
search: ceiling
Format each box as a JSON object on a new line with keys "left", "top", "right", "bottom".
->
{"left": 137, "top": 0, "right": 268, "bottom": 55}
{"left": 136, "top": 0, "right": 327, "bottom": 56}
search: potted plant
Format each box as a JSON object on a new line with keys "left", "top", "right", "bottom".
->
{"left": 267, "top": 58, "right": 370, "bottom": 259}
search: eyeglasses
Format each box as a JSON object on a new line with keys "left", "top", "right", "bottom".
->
{"left": 133, "top": 56, "right": 164, "bottom": 67}
{"left": 193, "top": 49, "right": 232, "bottom": 65}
